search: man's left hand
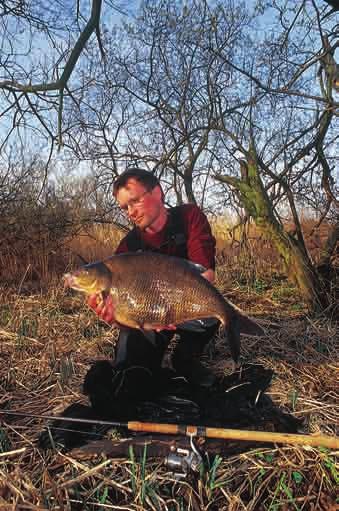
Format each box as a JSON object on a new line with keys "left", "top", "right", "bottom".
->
{"left": 202, "top": 268, "right": 215, "bottom": 283}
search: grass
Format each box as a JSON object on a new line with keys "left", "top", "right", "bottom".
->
{"left": 128, "top": 445, "right": 163, "bottom": 507}
{"left": 203, "top": 454, "right": 228, "bottom": 501}
{"left": 0, "top": 223, "right": 337, "bottom": 510}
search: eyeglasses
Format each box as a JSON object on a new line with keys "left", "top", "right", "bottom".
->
{"left": 120, "top": 189, "right": 151, "bottom": 213}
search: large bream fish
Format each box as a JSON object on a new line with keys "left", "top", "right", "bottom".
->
{"left": 64, "top": 252, "right": 265, "bottom": 363}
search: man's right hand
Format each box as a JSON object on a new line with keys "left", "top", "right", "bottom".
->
{"left": 87, "top": 294, "right": 117, "bottom": 325}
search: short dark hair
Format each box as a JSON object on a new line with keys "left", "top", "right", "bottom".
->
{"left": 113, "top": 168, "right": 160, "bottom": 197}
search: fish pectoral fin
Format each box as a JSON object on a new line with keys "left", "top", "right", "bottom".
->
{"left": 114, "top": 307, "right": 142, "bottom": 330}
{"left": 184, "top": 260, "right": 207, "bottom": 274}
{"left": 238, "top": 314, "right": 266, "bottom": 337}
{"left": 119, "top": 318, "right": 142, "bottom": 329}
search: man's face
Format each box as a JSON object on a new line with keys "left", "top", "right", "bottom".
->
{"left": 116, "top": 178, "right": 163, "bottom": 230}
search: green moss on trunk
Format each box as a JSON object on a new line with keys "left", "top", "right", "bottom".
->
{"left": 217, "top": 148, "right": 327, "bottom": 311}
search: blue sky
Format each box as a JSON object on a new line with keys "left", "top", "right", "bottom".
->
{"left": 0, "top": 0, "right": 337, "bottom": 172}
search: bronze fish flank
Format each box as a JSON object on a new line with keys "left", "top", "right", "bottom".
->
{"left": 64, "top": 252, "right": 265, "bottom": 363}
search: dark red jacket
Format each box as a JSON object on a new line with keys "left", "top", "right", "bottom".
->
{"left": 115, "top": 204, "right": 216, "bottom": 270}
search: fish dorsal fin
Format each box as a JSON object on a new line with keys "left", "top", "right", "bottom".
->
{"left": 185, "top": 260, "right": 207, "bottom": 274}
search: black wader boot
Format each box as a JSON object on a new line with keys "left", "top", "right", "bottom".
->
{"left": 172, "top": 320, "right": 220, "bottom": 387}
{"left": 115, "top": 329, "right": 174, "bottom": 373}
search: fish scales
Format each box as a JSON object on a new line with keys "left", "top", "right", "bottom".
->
{"left": 103, "top": 253, "right": 228, "bottom": 327}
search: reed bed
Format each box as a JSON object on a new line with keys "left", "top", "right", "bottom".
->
{"left": 0, "top": 223, "right": 337, "bottom": 510}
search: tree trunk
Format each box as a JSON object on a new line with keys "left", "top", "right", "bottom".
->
{"left": 215, "top": 148, "right": 328, "bottom": 312}
{"left": 318, "top": 220, "right": 339, "bottom": 268}
{"left": 257, "top": 220, "right": 327, "bottom": 311}
{"left": 184, "top": 175, "right": 196, "bottom": 204}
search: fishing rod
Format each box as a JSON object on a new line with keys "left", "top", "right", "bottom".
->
{"left": 1, "top": 409, "right": 338, "bottom": 449}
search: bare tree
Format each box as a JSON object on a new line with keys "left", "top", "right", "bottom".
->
{"left": 0, "top": 0, "right": 125, "bottom": 159}
{"left": 1, "top": 0, "right": 338, "bottom": 308}
{"left": 210, "top": 1, "right": 338, "bottom": 310}
{"left": 84, "top": 0, "right": 337, "bottom": 310}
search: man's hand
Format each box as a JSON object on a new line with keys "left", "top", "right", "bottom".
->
{"left": 201, "top": 268, "right": 215, "bottom": 283}
{"left": 87, "top": 294, "right": 117, "bottom": 325}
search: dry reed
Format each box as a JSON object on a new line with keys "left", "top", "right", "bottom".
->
{"left": 0, "top": 220, "right": 337, "bottom": 510}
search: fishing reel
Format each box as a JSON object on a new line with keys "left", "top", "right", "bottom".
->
{"left": 164, "top": 434, "right": 203, "bottom": 480}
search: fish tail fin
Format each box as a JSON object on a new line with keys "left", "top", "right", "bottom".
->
{"left": 227, "top": 315, "right": 241, "bottom": 363}
{"left": 220, "top": 298, "right": 266, "bottom": 338}
{"left": 217, "top": 312, "right": 241, "bottom": 364}
{"left": 219, "top": 306, "right": 266, "bottom": 364}
{"left": 236, "top": 312, "right": 266, "bottom": 337}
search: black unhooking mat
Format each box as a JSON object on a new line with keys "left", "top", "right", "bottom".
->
{"left": 38, "top": 361, "right": 303, "bottom": 450}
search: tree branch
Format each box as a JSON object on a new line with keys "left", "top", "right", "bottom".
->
{"left": 0, "top": 0, "right": 103, "bottom": 94}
